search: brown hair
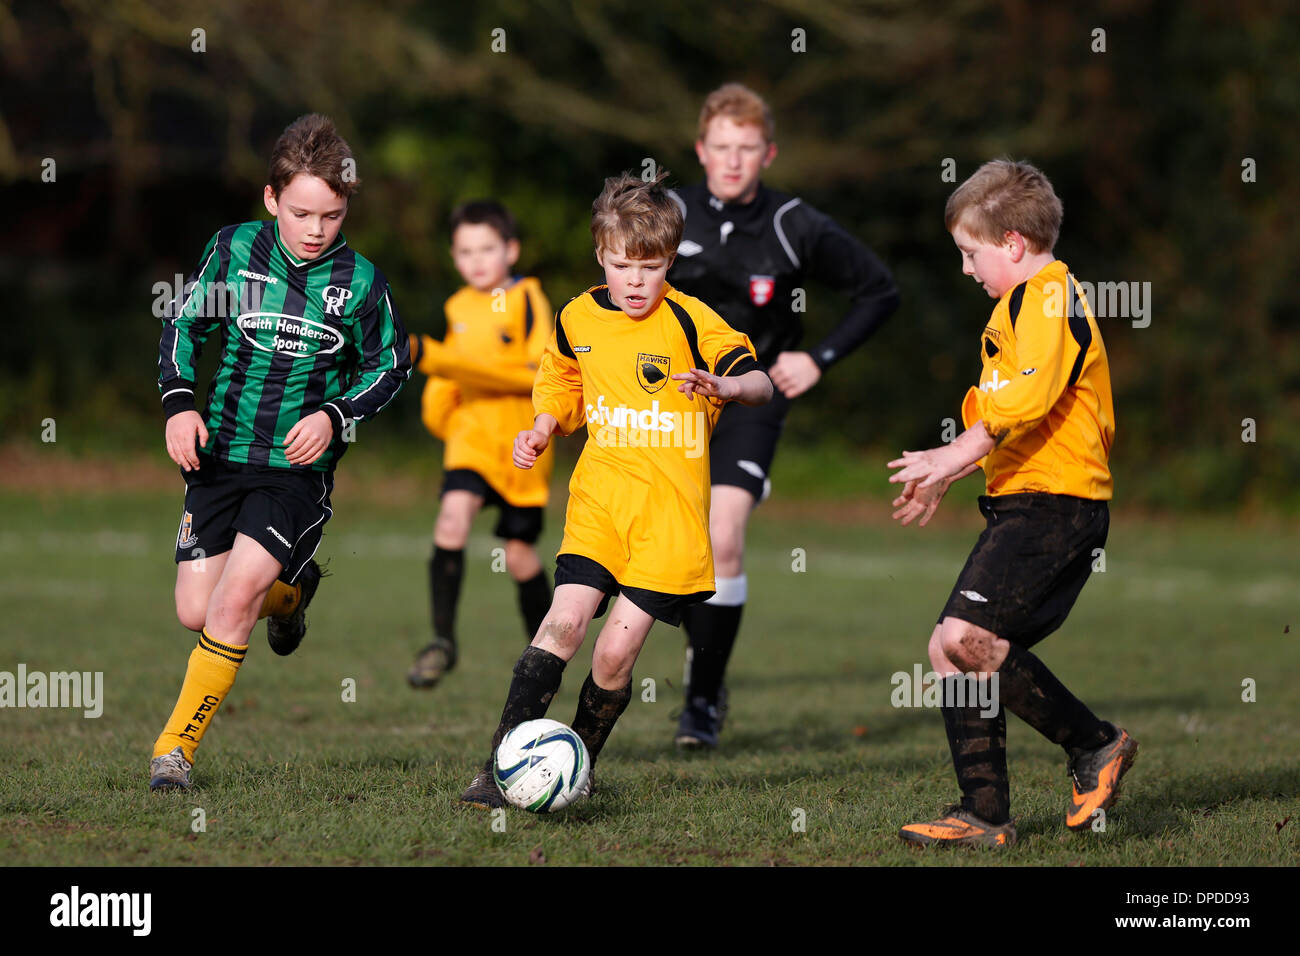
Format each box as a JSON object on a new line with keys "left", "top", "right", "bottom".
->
{"left": 267, "top": 114, "right": 359, "bottom": 199}
{"left": 944, "top": 158, "right": 1062, "bottom": 253}
{"left": 697, "top": 82, "right": 775, "bottom": 142}
{"left": 450, "top": 200, "right": 518, "bottom": 242}
{"left": 591, "top": 170, "right": 682, "bottom": 260}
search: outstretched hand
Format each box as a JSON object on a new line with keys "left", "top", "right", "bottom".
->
{"left": 672, "top": 368, "right": 737, "bottom": 402}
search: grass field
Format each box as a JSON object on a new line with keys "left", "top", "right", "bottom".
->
{"left": 1, "top": 459, "right": 1297, "bottom": 867}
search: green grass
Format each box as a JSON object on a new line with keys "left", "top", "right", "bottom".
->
{"left": 0, "top": 482, "right": 1297, "bottom": 866}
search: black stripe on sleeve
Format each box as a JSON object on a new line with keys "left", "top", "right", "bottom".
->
{"left": 555, "top": 309, "right": 575, "bottom": 360}
{"left": 1065, "top": 278, "right": 1092, "bottom": 388}
{"left": 1007, "top": 282, "right": 1028, "bottom": 331}
{"left": 665, "top": 299, "right": 707, "bottom": 371}
{"left": 523, "top": 289, "right": 535, "bottom": 339}
{"left": 721, "top": 355, "right": 761, "bottom": 377}
{"left": 713, "top": 345, "right": 751, "bottom": 377}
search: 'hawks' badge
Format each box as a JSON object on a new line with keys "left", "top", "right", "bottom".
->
{"left": 982, "top": 327, "right": 1001, "bottom": 360}
{"left": 636, "top": 352, "right": 670, "bottom": 394}
{"left": 178, "top": 510, "right": 198, "bottom": 549}
{"left": 749, "top": 275, "right": 775, "bottom": 307}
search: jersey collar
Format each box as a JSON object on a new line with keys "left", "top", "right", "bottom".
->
{"left": 589, "top": 284, "right": 673, "bottom": 314}
{"left": 700, "top": 182, "right": 770, "bottom": 228}
{"left": 272, "top": 222, "right": 348, "bottom": 269}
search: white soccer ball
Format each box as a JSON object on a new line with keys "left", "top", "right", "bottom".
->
{"left": 493, "top": 718, "right": 591, "bottom": 813}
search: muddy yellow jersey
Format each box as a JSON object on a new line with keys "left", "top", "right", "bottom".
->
{"left": 961, "top": 260, "right": 1115, "bottom": 500}
{"left": 535, "top": 284, "right": 761, "bottom": 594}
{"left": 415, "top": 277, "right": 554, "bottom": 507}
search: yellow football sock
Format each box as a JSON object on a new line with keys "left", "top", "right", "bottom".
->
{"left": 153, "top": 630, "right": 247, "bottom": 764}
{"left": 258, "top": 579, "right": 301, "bottom": 619}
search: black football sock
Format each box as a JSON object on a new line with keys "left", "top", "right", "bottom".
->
{"left": 997, "top": 643, "right": 1112, "bottom": 757}
{"left": 429, "top": 546, "right": 465, "bottom": 646}
{"left": 515, "top": 569, "right": 552, "bottom": 642}
{"left": 570, "top": 672, "right": 632, "bottom": 765}
{"left": 482, "top": 645, "right": 566, "bottom": 771}
{"left": 939, "top": 676, "right": 1010, "bottom": 824}
{"left": 683, "top": 602, "right": 743, "bottom": 702}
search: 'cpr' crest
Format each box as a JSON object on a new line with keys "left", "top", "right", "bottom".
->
{"left": 636, "top": 352, "right": 670, "bottom": 394}
{"left": 321, "top": 285, "right": 354, "bottom": 316}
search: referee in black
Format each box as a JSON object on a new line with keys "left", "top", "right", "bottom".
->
{"left": 668, "top": 83, "right": 899, "bottom": 748}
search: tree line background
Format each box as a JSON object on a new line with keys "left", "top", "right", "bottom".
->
{"left": 2, "top": 0, "right": 1296, "bottom": 511}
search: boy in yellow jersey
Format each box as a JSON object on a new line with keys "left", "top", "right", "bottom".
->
{"left": 406, "top": 201, "right": 555, "bottom": 688}
{"left": 887, "top": 159, "right": 1137, "bottom": 847}
{"left": 458, "top": 172, "right": 773, "bottom": 808}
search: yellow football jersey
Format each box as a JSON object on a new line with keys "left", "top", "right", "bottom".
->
{"left": 961, "top": 260, "right": 1115, "bottom": 500}
{"left": 416, "top": 276, "right": 554, "bottom": 507}
{"left": 534, "top": 284, "right": 761, "bottom": 595}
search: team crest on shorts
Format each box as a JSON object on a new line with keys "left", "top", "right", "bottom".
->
{"left": 749, "top": 275, "right": 775, "bottom": 307}
{"left": 636, "top": 352, "right": 670, "bottom": 393}
{"left": 177, "top": 510, "right": 198, "bottom": 549}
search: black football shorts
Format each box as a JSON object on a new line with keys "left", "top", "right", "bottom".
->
{"left": 174, "top": 453, "right": 333, "bottom": 585}
{"left": 554, "top": 553, "right": 713, "bottom": 627}
{"left": 939, "top": 493, "right": 1109, "bottom": 649}
{"left": 441, "top": 468, "right": 544, "bottom": 544}
{"left": 708, "top": 390, "right": 791, "bottom": 501}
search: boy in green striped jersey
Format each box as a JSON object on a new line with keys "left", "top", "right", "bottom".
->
{"left": 149, "top": 114, "right": 411, "bottom": 791}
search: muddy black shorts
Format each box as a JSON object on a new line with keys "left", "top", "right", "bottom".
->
{"left": 939, "top": 493, "right": 1109, "bottom": 649}
{"left": 554, "top": 553, "right": 713, "bottom": 627}
{"left": 441, "top": 469, "right": 544, "bottom": 544}
{"left": 174, "top": 453, "right": 333, "bottom": 585}
{"left": 707, "top": 390, "right": 791, "bottom": 501}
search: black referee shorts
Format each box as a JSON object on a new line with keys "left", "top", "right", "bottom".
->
{"left": 440, "top": 468, "right": 544, "bottom": 544}
{"left": 708, "top": 390, "right": 791, "bottom": 501}
{"left": 174, "top": 453, "right": 333, "bottom": 585}
{"left": 554, "top": 553, "right": 713, "bottom": 627}
{"left": 939, "top": 493, "right": 1109, "bottom": 649}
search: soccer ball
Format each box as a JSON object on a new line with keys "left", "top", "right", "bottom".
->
{"left": 493, "top": 718, "right": 591, "bottom": 813}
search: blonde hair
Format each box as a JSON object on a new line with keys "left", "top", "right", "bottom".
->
{"left": 591, "top": 170, "right": 683, "bottom": 259}
{"left": 697, "top": 82, "right": 775, "bottom": 142}
{"left": 945, "top": 159, "right": 1062, "bottom": 253}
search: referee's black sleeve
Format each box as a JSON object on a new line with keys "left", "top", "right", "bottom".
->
{"left": 796, "top": 206, "right": 900, "bottom": 371}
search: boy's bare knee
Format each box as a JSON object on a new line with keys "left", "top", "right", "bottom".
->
{"left": 433, "top": 511, "right": 470, "bottom": 546}
{"left": 538, "top": 612, "right": 584, "bottom": 652}
{"left": 592, "top": 645, "right": 633, "bottom": 685}
{"left": 175, "top": 599, "right": 206, "bottom": 633}
{"left": 504, "top": 539, "right": 538, "bottom": 578}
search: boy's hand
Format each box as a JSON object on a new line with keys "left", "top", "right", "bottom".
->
{"left": 283, "top": 410, "right": 334, "bottom": 465}
{"left": 514, "top": 428, "right": 550, "bottom": 469}
{"left": 165, "top": 410, "right": 209, "bottom": 472}
{"left": 891, "top": 477, "right": 950, "bottom": 527}
{"left": 672, "top": 368, "right": 738, "bottom": 402}
{"left": 768, "top": 351, "right": 821, "bottom": 399}
{"left": 887, "top": 444, "right": 968, "bottom": 490}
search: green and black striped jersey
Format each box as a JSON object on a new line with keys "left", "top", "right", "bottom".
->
{"left": 158, "top": 220, "right": 411, "bottom": 471}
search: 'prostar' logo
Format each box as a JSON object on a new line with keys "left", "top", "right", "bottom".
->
{"left": 236, "top": 313, "right": 345, "bottom": 357}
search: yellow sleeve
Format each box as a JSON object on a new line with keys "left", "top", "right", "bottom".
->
{"left": 970, "top": 282, "right": 1079, "bottom": 446}
{"left": 694, "top": 305, "right": 762, "bottom": 380}
{"left": 533, "top": 314, "right": 585, "bottom": 436}
{"left": 420, "top": 375, "right": 460, "bottom": 440}
{"left": 418, "top": 286, "right": 552, "bottom": 394}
